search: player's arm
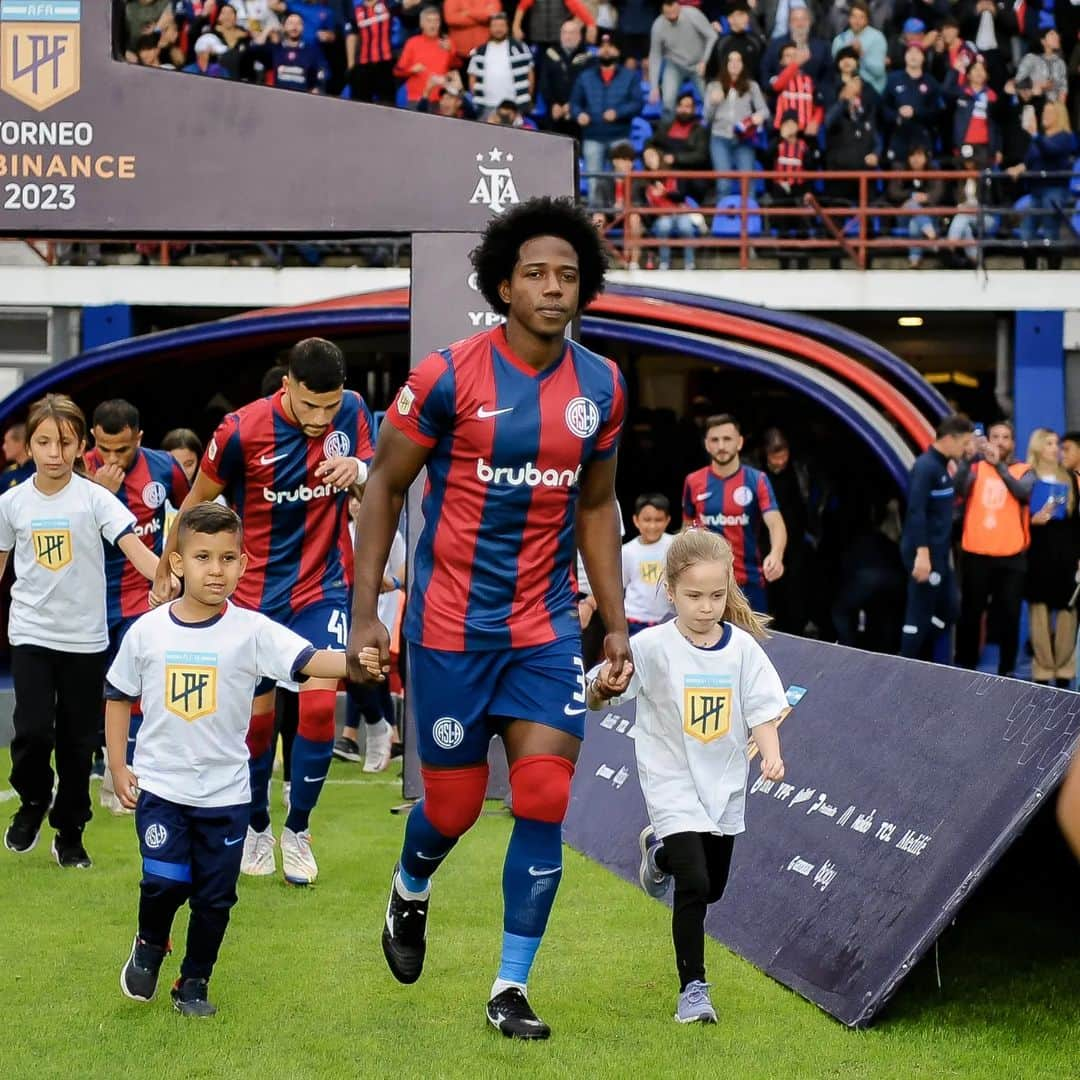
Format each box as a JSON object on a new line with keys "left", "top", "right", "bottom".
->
{"left": 104, "top": 697, "right": 140, "bottom": 809}
{"left": 347, "top": 424, "right": 430, "bottom": 680}
{"left": 116, "top": 531, "right": 160, "bottom": 583}
{"left": 153, "top": 469, "right": 227, "bottom": 600}
{"left": 0, "top": 550, "right": 8, "bottom": 578}
{"left": 1058, "top": 751, "right": 1080, "bottom": 860}
{"left": 576, "top": 454, "right": 632, "bottom": 688}
{"left": 761, "top": 508, "right": 787, "bottom": 582}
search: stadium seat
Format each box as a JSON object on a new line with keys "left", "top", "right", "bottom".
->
{"left": 395, "top": 83, "right": 409, "bottom": 108}
{"left": 712, "top": 195, "right": 763, "bottom": 236}
{"left": 630, "top": 116, "right": 653, "bottom": 154}
{"left": 1070, "top": 161, "right": 1080, "bottom": 196}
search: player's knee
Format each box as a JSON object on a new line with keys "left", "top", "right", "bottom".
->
{"left": 420, "top": 765, "right": 489, "bottom": 838}
{"left": 297, "top": 689, "right": 337, "bottom": 742}
{"left": 245, "top": 709, "right": 275, "bottom": 758}
{"left": 675, "top": 865, "right": 710, "bottom": 901}
{"left": 509, "top": 755, "right": 575, "bottom": 825}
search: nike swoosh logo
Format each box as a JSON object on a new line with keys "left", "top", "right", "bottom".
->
{"left": 303, "top": 774, "right": 327, "bottom": 783}
{"left": 415, "top": 851, "right": 442, "bottom": 861}
{"left": 527, "top": 865, "right": 561, "bottom": 877}
{"left": 477, "top": 406, "right": 513, "bottom": 419}
{"left": 564, "top": 705, "right": 587, "bottom": 716}
{"left": 224, "top": 837, "right": 243, "bottom": 847}
{"left": 259, "top": 452, "right": 289, "bottom": 465}
{"left": 696, "top": 493, "right": 710, "bottom": 501}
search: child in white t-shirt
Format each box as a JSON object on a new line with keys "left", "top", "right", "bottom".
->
{"left": 0, "top": 395, "right": 161, "bottom": 870}
{"left": 106, "top": 503, "right": 349, "bottom": 1018}
{"left": 622, "top": 493, "right": 676, "bottom": 635}
{"left": 589, "top": 529, "right": 787, "bottom": 1025}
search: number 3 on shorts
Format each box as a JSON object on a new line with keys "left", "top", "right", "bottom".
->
{"left": 571, "top": 656, "right": 586, "bottom": 705}
{"left": 327, "top": 609, "right": 348, "bottom": 648}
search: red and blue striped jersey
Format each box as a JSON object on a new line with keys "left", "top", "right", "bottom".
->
{"left": 201, "top": 389, "right": 375, "bottom": 616}
{"left": 84, "top": 446, "right": 190, "bottom": 626}
{"left": 388, "top": 326, "right": 627, "bottom": 652}
{"left": 682, "top": 464, "right": 778, "bottom": 588}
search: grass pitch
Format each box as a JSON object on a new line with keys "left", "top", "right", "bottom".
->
{"left": 2, "top": 750, "right": 1078, "bottom": 1080}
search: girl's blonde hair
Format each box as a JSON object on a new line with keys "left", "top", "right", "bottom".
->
{"left": 1027, "top": 427, "right": 1075, "bottom": 514}
{"left": 665, "top": 529, "right": 771, "bottom": 639}
{"left": 1043, "top": 100, "right": 1071, "bottom": 134}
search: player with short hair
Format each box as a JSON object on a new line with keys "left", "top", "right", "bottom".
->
{"left": 623, "top": 493, "right": 675, "bottom": 634}
{"left": 86, "top": 400, "right": 191, "bottom": 814}
{"left": 154, "top": 338, "right": 375, "bottom": 885}
{"left": 348, "top": 196, "right": 632, "bottom": 1039}
{"left": 109, "top": 503, "right": 350, "bottom": 1017}
{"left": 2, "top": 421, "right": 34, "bottom": 489}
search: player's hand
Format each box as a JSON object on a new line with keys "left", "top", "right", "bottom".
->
{"left": 912, "top": 550, "right": 932, "bottom": 583}
{"left": 316, "top": 456, "right": 365, "bottom": 491}
{"left": 759, "top": 754, "right": 785, "bottom": 782}
{"left": 347, "top": 617, "right": 390, "bottom": 684}
{"left": 113, "top": 764, "right": 140, "bottom": 809}
{"left": 603, "top": 631, "right": 634, "bottom": 694}
{"left": 92, "top": 463, "right": 125, "bottom": 494}
{"left": 762, "top": 553, "right": 784, "bottom": 583}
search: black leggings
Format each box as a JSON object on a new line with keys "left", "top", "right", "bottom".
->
{"left": 656, "top": 832, "right": 734, "bottom": 990}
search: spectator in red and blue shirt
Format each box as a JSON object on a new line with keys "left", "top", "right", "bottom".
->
{"left": 682, "top": 413, "right": 787, "bottom": 613}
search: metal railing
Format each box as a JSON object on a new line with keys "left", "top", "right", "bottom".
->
{"left": 584, "top": 168, "right": 1080, "bottom": 270}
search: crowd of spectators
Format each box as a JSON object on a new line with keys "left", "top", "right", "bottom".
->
{"left": 122, "top": 0, "right": 1080, "bottom": 266}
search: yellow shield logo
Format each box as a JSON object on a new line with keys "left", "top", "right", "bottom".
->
{"left": 0, "top": 2, "right": 81, "bottom": 113}
{"left": 32, "top": 526, "right": 71, "bottom": 571}
{"left": 165, "top": 661, "right": 218, "bottom": 723}
{"left": 683, "top": 676, "right": 732, "bottom": 744}
{"left": 639, "top": 560, "right": 662, "bottom": 586}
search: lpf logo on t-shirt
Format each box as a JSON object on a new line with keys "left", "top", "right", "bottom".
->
{"left": 683, "top": 674, "right": 732, "bottom": 744}
{"left": 30, "top": 518, "right": 72, "bottom": 572}
{"left": 164, "top": 651, "right": 218, "bottom": 723}
{"left": 639, "top": 560, "right": 662, "bottom": 585}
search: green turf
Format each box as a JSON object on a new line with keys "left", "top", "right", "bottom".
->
{"left": 1, "top": 750, "right": 1078, "bottom": 1080}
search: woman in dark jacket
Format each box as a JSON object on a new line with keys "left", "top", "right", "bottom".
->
{"left": 1008, "top": 101, "right": 1077, "bottom": 254}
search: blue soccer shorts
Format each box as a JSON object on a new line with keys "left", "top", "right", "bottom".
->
{"left": 254, "top": 600, "right": 348, "bottom": 695}
{"left": 408, "top": 636, "right": 587, "bottom": 767}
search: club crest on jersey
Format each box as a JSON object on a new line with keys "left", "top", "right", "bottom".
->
{"left": 733, "top": 485, "right": 754, "bottom": 507}
{"left": 143, "top": 823, "right": 168, "bottom": 850}
{"left": 142, "top": 481, "right": 167, "bottom": 509}
{"left": 323, "top": 430, "right": 351, "bottom": 459}
{"left": 30, "top": 517, "right": 71, "bottom": 571}
{"left": 565, "top": 397, "right": 600, "bottom": 439}
{"left": 640, "top": 560, "right": 662, "bottom": 585}
{"left": 469, "top": 147, "right": 520, "bottom": 215}
{"left": 397, "top": 385, "right": 415, "bottom": 416}
{"left": 432, "top": 715, "right": 464, "bottom": 750}
{"left": 164, "top": 651, "right": 218, "bottom": 723}
{"left": 683, "top": 675, "right": 732, "bottom": 744}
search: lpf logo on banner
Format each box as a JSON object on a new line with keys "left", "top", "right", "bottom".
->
{"left": 0, "top": 0, "right": 81, "bottom": 112}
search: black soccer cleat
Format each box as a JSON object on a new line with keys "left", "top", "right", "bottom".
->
{"left": 486, "top": 987, "right": 551, "bottom": 1040}
{"left": 4, "top": 803, "right": 46, "bottom": 854}
{"left": 51, "top": 831, "right": 92, "bottom": 868}
{"left": 381, "top": 866, "right": 428, "bottom": 984}
{"left": 171, "top": 977, "right": 217, "bottom": 1018}
{"left": 120, "top": 935, "right": 169, "bottom": 1002}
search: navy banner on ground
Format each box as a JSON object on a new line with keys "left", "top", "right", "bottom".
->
{"left": 564, "top": 634, "right": 1080, "bottom": 1026}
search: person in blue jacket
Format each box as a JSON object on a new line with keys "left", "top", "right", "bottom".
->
{"left": 571, "top": 31, "right": 645, "bottom": 208}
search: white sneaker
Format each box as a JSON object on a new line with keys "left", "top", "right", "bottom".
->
{"left": 363, "top": 721, "right": 393, "bottom": 773}
{"left": 282, "top": 781, "right": 291, "bottom": 811}
{"left": 240, "top": 825, "right": 276, "bottom": 877}
{"left": 281, "top": 827, "right": 318, "bottom": 886}
{"left": 100, "top": 766, "right": 133, "bottom": 816}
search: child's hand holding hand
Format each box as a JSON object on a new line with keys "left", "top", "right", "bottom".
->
{"left": 759, "top": 754, "right": 785, "bottom": 782}
{"left": 358, "top": 646, "right": 385, "bottom": 680}
{"left": 114, "top": 764, "right": 140, "bottom": 810}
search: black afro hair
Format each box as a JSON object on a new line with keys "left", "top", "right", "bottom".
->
{"left": 470, "top": 196, "right": 608, "bottom": 317}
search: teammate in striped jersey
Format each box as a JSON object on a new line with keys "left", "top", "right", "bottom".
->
{"left": 349, "top": 197, "right": 632, "bottom": 1040}
{"left": 154, "top": 339, "right": 375, "bottom": 886}
{"left": 85, "top": 400, "right": 191, "bottom": 814}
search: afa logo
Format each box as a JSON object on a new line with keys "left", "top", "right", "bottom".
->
{"left": 30, "top": 517, "right": 71, "bottom": 571}
{"left": 683, "top": 674, "right": 732, "bottom": 744}
{"left": 323, "top": 430, "right": 351, "bottom": 460}
{"left": 0, "top": 0, "right": 81, "bottom": 113}
{"left": 164, "top": 651, "right": 218, "bottom": 723}
{"left": 469, "top": 147, "right": 520, "bottom": 215}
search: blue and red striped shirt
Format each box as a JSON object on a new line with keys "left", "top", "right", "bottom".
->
{"left": 84, "top": 447, "right": 190, "bottom": 626}
{"left": 388, "top": 325, "right": 627, "bottom": 652}
{"left": 682, "top": 463, "right": 778, "bottom": 588}
{"left": 201, "top": 389, "right": 375, "bottom": 617}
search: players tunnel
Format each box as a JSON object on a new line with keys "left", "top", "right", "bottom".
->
{"left": 0, "top": 286, "right": 946, "bottom": 510}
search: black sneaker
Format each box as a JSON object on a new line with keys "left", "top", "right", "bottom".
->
{"left": 332, "top": 735, "right": 363, "bottom": 763}
{"left": 51, "top": 831, "right": 92, "bottom": 868}
{"left": 381, "top": 866, "right": 428, "bottom": 984}
{"left": 171, "top": 977, "right": 217, "bottom": 1018}
{"left": 486, "top": 987, "right": 551, "bottom": 1040}
{"left": 4, "top": 803, "right": 47, "bottom": 854}
{"left": 120, "top": 935, "right": 169, "bottom": 1002}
